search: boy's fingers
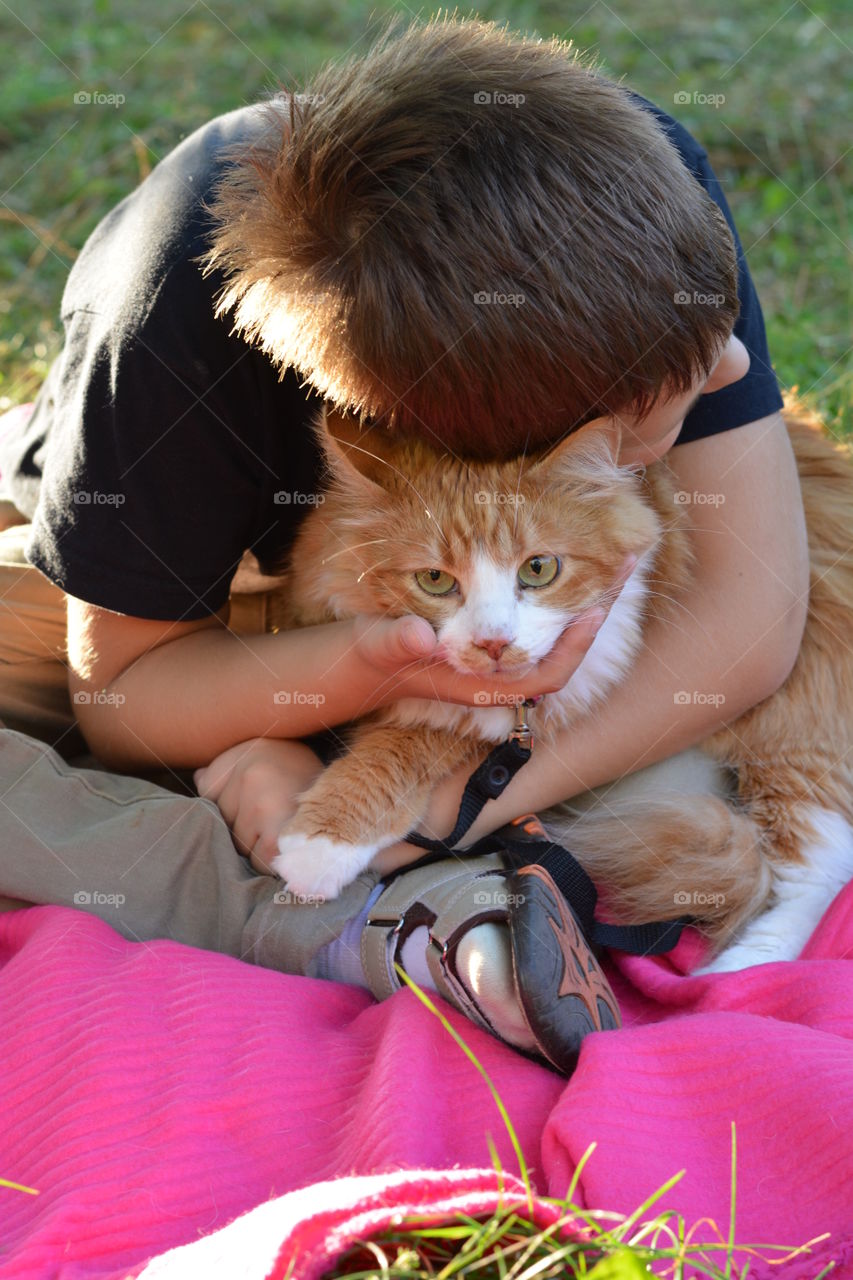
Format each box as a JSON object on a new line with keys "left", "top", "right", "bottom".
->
{"left": 251, "top": 828, "right": 281, "bottom": 874}
{"left": 528, "top": 608, "right": 605, "bottom": 688}
{"left": 357, "top": 554, "right": 638, "bottom": 704}
{"left": 230, "top": 828, "right": 254, "bottom": 859}
{"left": 194, "top": 741, "right": 248, "bottom": 799}
{"left": 194, "top": 765, "right": 221, "bottom": 799}
{"left": 354, "top": 613, "right": 437, "bottom": 669}
{"left": 193, "top": 757, "right": 231, "bottom": 801}
{"left": 417, "top": 608, "right": 605, "bottom": 704}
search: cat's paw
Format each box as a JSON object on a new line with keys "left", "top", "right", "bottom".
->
{"left": 693, "top": 941, "right": 790, "bottom": 975}
{"left": 272, "top": 831, "right": 378, "bottom": 900}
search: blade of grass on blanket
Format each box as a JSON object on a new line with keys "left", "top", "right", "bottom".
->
{"left": 310, "top": 970, "right": 836, "bottom": 1280}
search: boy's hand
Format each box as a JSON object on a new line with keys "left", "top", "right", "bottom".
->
{"left": 194, "top": 738, "right": 325, "bottom": 873}
{"left": 352, "top": 554, "right": 636, "bottom": 708}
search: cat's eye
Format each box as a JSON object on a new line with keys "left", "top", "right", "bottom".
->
{"left": 415, "top": 569, "right": 457, "bottom": 596}
{"left": 518, "top": 555, "right": 560, "bottom": 588}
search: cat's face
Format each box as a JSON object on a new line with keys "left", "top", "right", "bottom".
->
{"left": 294, "top": 412, "right": 664, "bottom": 677}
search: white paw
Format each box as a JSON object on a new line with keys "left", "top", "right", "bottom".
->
{"left": 694, "top": 940, "right": 793, "bottom": 975}
{"left": 272, "top": 832, "right": 379, "bottom": 901}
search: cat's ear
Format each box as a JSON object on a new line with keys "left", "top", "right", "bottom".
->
{"left": 314, "top": 407, "right": 390, "bottom": 493}
{"left": 526, "top": 416, "right": 623, "bottom": 483}
{"left": 572, "top": 415, "right": 624, "bottom": 467}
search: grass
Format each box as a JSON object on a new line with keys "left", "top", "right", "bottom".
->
{"left": 0, "top": 1177, "right": 38, "bottom": 1195}
{"left": 0, "top": 0, "right": 850, "bottom": 429}
{"left": 299, "top": 970, "right": 836, "bottom": 1280}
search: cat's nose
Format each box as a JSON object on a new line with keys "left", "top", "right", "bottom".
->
{"left": 474, "top": 636, "right": 511, "bottom": 661}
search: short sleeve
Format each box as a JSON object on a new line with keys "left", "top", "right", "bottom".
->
{"left": 630, "top": 97, "right": 784, "bottom": 446}
{"left": 26, "top": 267, "right": 279, "bottom": 619}
{"left": 674, "top": 150, "right": 784, "bottom": 445}
{"left": 18, "top": 107, "right": 321, "bottom": 621}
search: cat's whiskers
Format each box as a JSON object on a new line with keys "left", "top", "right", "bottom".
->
{"left": 640, "top": 588, "right": 711, "bottom": 640}
{"left": 340, "top": 440, "right": 451, "bottom": 549}
{"left": 509, "top": 446, "right": 530, "bottom": 540}
{"left": 366, "top": 654, "right": 443, "bottom": 707}
{"left": 656, "top": 517, "right": 689, "bottom": 537}
{"left": 579, "top": 561, "right": 703, "bottom": 636}
{"left": 320, "top": 538, "right": 390, "bottom": 565}
{"left": 355, "top": 553, "right": 399, "bottom": 583}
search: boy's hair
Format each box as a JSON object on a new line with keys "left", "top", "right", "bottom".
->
{"left": 202, "top": 17, "right": 739, "bottom": 460}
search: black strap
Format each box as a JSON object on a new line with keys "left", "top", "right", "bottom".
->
{"left": 592, "top": 918, "right": 689, "bottom": 956}
{"left": 492, "top": 835, "right": 690, "bottom": 956}
{"left": 401, "top": 737, "right": 692, "bottom": 957}
{"left": 404, "top": 737, "right": 532, "bottom": 852}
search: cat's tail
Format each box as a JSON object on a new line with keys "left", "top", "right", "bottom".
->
{"left": 540, "top": 793, "right": 773, "bottom": 952}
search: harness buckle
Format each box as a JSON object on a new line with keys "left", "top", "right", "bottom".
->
{"left": 507, "top": 696, "right": 541, "bottom": 752}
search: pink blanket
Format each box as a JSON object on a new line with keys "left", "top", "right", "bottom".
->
{"left": 1, "top": 893, "right": 852, "bottom": 1279}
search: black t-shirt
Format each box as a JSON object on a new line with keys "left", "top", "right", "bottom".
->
{"left": 0, "top": 96, "right": 783, "bottom": 621}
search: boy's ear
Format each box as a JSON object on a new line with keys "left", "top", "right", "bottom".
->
{"left": 315, "top": 407, "right": 391, "bottom": 492}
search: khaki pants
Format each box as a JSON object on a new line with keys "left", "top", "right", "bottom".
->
{"left": 0, "top": 522, "right": 378, "bottom": 973}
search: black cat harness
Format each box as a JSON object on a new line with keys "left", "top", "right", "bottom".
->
{"left": 400, "top": 697, "right": 691, "bottom": 957}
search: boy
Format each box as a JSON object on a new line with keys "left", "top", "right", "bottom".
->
{"left": 0, "top": 19, "right": 808, "bottom": 1071}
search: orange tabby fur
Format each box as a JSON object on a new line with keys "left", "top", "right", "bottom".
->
{"left": 269, "top": 394, "right": 853, "bottom": 964}
{"left": 547, "top": 397, "right": 853, "bottom": 961}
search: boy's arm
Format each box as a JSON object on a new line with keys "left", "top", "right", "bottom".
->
{"left": 66, "top": 592, "right": 606, "bottom": 772}
{"left": 65, "top": 605, "right": 410, "bottom": 770}
{"left": 372, "top": 410, "right": 810, "bottom": 870}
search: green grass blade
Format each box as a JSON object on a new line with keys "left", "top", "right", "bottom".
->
{"left": 611, "top": 1170, "right": 685, "bottom": 1242}
{"left": 565, "top": 1142, "right": 597, "bottom": 1209}
{"left": 0, "top": 1177, "right": 39, "bottom": 1195}
{"left": 394, "top": 963, "right": 534, "bottom": 1218}
{"left": 725, "top": 1122, "right": 737, "bottom": 1280}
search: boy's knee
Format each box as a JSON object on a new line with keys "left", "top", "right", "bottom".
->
{"left": 0, "top": 523, "right": 84, "bottom": 752}
{"left": 0, "top": 523, "right": 68, "bottom": 664}
{"left": 0, "top": 499, "right": 29, "bottom": 533}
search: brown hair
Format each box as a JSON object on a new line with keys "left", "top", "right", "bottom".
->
{"left": 200, "top": 16, "right": 739, "bottom": 460}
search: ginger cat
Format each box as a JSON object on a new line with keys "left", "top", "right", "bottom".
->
{"left": 270, "top": 396, "right": 853, "bottom": 972}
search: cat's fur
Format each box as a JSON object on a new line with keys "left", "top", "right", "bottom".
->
{"left": 269, "top": 395, "right": 853, "bottom": 972}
